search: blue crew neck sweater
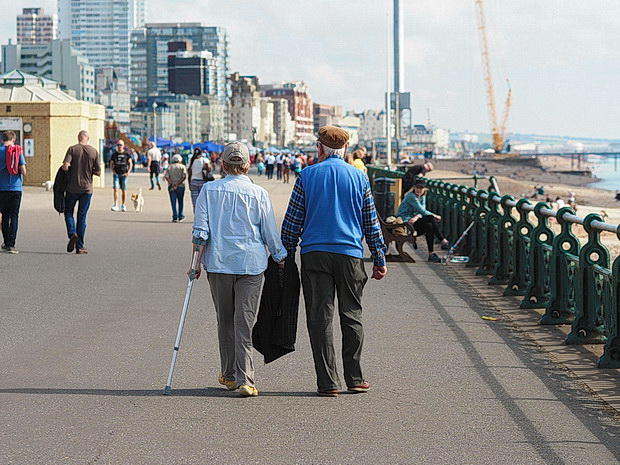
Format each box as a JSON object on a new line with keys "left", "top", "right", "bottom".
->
{"left": 299, "top": 156, "right": 369, "bottom": 258}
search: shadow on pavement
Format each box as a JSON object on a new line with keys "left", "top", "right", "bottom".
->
{"left": 0, "top": 387, "right": 317, "bottom": 397}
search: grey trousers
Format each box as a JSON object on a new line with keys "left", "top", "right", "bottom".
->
{"left": 301, "top": 251, "right": 368, "bottom": 391}
{"left": 207, "top": 272, "right": 263, "bottom": 387}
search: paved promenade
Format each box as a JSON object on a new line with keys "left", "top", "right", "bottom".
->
{"left": 1, "top": 169, "right": 619, "bottom": 464}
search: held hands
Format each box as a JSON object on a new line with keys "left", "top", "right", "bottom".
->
{"left": 371, "top": 265, "right": 387, "bottom": 280}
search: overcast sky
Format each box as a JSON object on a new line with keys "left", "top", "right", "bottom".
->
{"left": 2, "top": 1, "right": 619, "bottom": 139}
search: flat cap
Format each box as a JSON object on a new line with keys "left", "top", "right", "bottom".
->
{"left": 317, "top": 125, "right": 350, "bottom": 149}
{"left": 222, "top": 141, "right": 250, "bottom": 165}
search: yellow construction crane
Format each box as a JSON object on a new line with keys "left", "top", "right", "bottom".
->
{"left": 474, "top": 0, "right": 512, "bottom": 153}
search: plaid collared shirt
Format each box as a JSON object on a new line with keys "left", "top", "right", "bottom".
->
{"left": 281, "top": 175, "right": 387, "bottom": 267}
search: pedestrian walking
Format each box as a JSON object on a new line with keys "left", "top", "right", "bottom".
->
{"left": 109, "top": 140, "right": 133, "bottom": 212}
{"left": 164, "top": 154, "right": 187, "bottom": 222}
{"left": 293, "top": 154, "right": 302, "bottom": 178}
{"left": 396, "top": 178, "right": 450, "bottom": 262}
{"left": 147, "top": 141, "right": 162, "bottom": 190}
{"left": 265, "top": 152, "right": 276, "bottom": 179}
{"left": 281, "top": 126, "right": 387, "bottom": 397}
{"left": 282, "top": 154, "right": 291, "bottom": 184}
{"left": 191, "top": 141, "right": 287, "bottom": 397}
{"left": 61, "top": 130, "right": 101, "bottom": 255}
{"left": 0, "top": 130, "right": 26, "bottom": 254}
{"left": 352, "top": 149, "right": 368, "bottom": 174}
{"left": 256, "top": 153, "right": 265, "bottom": 175}
{"left": 187, "top": 147, "right": 210, "bottom": 210}
{"left": 401, "top": 162, "right": 434, "bottom": 196}
{"left": 275, "top": 152, "right": 284, "bottom": 180}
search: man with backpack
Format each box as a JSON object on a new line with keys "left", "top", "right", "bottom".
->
{"left": 0, "top": 131, "right": 26, "bottom": 254}
{"left": 61, "top": 130, "right": 101, "bottom": 254}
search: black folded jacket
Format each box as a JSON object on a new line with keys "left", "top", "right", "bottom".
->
{"left": 252, "top": 255, "right": 300, "bottom": 364}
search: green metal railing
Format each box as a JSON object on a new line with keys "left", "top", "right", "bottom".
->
{"left": 367, "top": 165, "right": 620, "bottom": 369}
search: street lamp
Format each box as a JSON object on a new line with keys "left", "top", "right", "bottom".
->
{"left": 152, "top": 102, "right": 158, "bottom": 144}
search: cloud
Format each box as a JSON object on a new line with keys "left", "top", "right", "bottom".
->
{"left": 1, "top": 0, "right": 619, "bottom": 138}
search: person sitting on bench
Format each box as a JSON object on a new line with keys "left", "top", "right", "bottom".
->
{"left": 396, "top": 179, "right": 449, "bottom": 263}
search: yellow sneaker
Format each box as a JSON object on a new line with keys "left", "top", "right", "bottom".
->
{"left": 238, "top": 385, "right": 259, "bottom": 397}
{"left": 218, "top": 372, "right": 237, "bottom": 391}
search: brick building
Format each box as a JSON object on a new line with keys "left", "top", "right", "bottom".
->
{"left": 262, "top": 81, "right": 313, "bottom": 145}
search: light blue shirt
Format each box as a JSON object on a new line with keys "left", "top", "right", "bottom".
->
{"left": 192, "top": 174, "right": 287, "bottom": 275}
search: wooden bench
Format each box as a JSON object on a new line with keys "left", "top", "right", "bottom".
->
{"left": 379, "top": 216, "right": 418, "bottom": 262}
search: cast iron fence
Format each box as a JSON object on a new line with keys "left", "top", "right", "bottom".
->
{"left": 368, "top": 165, "right": 620, "bottom": 370}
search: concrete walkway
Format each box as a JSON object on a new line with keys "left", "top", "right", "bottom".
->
{"left": 1, "top": 169, "right": 618, "bottom": 464}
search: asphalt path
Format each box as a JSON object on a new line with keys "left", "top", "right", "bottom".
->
{"left": 1, "top": 168, "right": 618, "bottom": 464}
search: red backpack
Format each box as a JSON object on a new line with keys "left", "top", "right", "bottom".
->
{"left": 6, "top": 145, "right": 22, "bottom": 175}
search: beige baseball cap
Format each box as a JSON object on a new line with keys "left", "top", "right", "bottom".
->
{"left": 222, "top": 141, "right": 250, "bottom": 165}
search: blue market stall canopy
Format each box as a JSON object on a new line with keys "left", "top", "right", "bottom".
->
{"left": 148, "top": 136, "right": 174, "bottom": 147}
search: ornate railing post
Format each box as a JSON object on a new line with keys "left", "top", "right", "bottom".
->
{"left": 540, "top": 206, "right": 580, "bottom": 325}
{"left": 445, "top": 184, "right": 459, "bottom": 242}
{"left": 520, "top": 203, "right": 554, "bottom": 309}
{"left": 468, "top": 189, "right": 489, "bottom": 268}
{"left": 504, "top": 198, "right": 533, "bottom": 296}
{"left": 477, "top": 192, "right": 501, "bottom": 276}
{"left": 598, "top": 225, "right": 620, "bottom": 368}
{"left": 566, "top": 214, "right": 610, "bottom": 345}
{"left": 489, "top": 195, "right": 516, "bottom": 285}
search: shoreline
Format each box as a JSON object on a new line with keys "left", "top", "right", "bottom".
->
{"left": 427, "top": 156, "right": 619, "bottom": 209}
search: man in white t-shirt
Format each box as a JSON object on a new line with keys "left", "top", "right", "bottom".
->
{"left": 275, "top": 153, "right": 284, "bottom": 180}
{"left": 147, "top": 142, "right": 162, "bottom": 190}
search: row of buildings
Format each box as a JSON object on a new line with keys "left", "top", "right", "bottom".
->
{"left": 1, "top": 4, "right": 450, "bottom": 152}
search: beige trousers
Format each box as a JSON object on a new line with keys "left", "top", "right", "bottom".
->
{"left": 207, "top": 272, "right": 263, "bottom": 387}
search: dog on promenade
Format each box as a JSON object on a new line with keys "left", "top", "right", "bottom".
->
{"left": 42, "top": 180, "right": 53, "bottom": 191}
{"left": 131, "top": 188, "right": 144, "bottom": 213}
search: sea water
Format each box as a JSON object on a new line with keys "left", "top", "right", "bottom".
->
{"left": 590, "top": 155, "right": 620, "bottom": 191}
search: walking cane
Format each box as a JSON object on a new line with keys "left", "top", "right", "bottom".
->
{"left": 164, "top": 237, "right": 206, "bottom": 395}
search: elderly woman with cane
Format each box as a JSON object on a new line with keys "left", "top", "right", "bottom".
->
{"left": 396, "top": 179, "right": 450, "bottom": 262}
{"left": 190, "top": 141, "right": 287, "bottom": 397}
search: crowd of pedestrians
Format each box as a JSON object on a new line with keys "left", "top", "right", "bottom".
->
{"left": 1, "top": 125, "right": 395, "bottom": 401}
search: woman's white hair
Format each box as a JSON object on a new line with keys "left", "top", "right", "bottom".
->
{"left": 319, "top": 143, "right": 346, "bottom": 158}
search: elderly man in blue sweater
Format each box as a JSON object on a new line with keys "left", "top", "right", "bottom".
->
{"left": 281, "top": 126, "right": 387, "bottom": 397}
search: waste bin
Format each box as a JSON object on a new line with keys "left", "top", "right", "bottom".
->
{"left": 373, "top": 177, "right": 396, "bottom": 219}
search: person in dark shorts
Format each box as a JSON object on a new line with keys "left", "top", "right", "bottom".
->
{"left": 62, "top": 130, "right": 101, "bottom": 254}
{"left": 109, "top": 140, "right": 133, "bottom": 212}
